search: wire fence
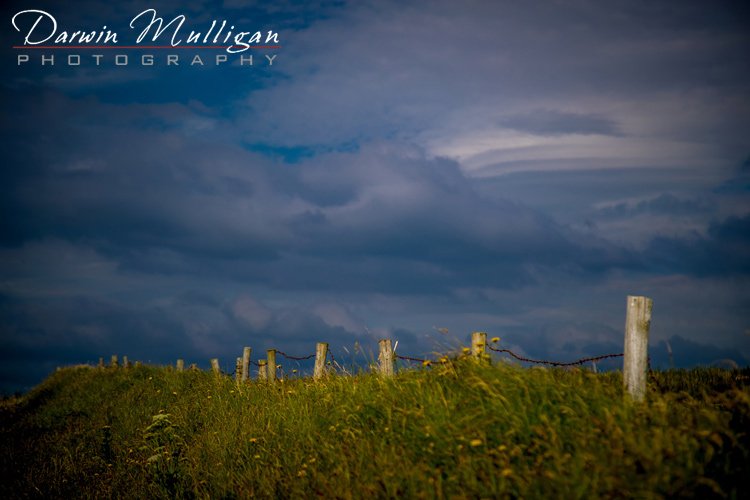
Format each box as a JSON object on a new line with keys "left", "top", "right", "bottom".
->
{"left": 98, "top": 295, "right": 659, "bottom": 400}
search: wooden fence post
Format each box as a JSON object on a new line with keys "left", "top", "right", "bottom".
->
{"left": 471, "top": 332, "right": 487, "bottom": 360}
{"left": 267, "top": 349, "right": 277, "bottom": 381}
{"left": 210, "top": 358, "right": 221, "bottom": 377}
{"left": 122, "top": 356, "right": 129, "bottom": 369}
{"left": 235, "top": 357, "right": 243, "bottom": 383}
{"left": 378, "top": 339, "right": 395, "bottom": 377}
{"left": 241, "top": 347, "right": 252, "bottom": 382}
{"left": 314, "top": 342, "right": 329, "bottom": 380}
{"left": 623, "top": 295, "right": 652, "bottom": 402}
{"left": 258, "top": 360, "right": 267, "bottom": 381}
{"left": 176, "top": 359, "right": 184, "bottom": 372}
{"left": 110, "top": 355, "right": 118, "bottom": 368}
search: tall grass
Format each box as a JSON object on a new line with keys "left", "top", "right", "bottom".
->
{"left": 1, "top": 362, "right": 748, "bottom": 498}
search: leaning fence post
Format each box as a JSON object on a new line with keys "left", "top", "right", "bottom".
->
{"left": 471, "top": 332, "right": 487, "bottom": 360}
{"left": 314, "top": 342, "right": 329, "bottom": 380}
{"left": 258, "top": 360, "right": 268, "bottom": 381}
{"left": 210, "top": 358, "right": 221, "bottom": 377}
{"left": 378, "top": 339, "right": 395, "bottom": 377}
{"left": 623, "top": 295, "right": 652, "bottom": 402}
{"left": 267, "top": 349, "right": 277, "bottom": 381}
{"left": 241, "top": 347, "right": 252, "bottom": 382}
{"left": 176, "top": 359, "right": 184, "bottom": 372}
{"left": 110, "top": 355, "right": 118, "bottom": 368}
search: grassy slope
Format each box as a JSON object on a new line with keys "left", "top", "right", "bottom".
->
{"left": 1, "top": 362, "right": 748, "bottom": 499}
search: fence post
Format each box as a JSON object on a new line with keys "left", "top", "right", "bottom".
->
{"left": 378, "top": 339, "right": 395, "bottom": 377}
{"left": 471, "top": 332, "right": 487, "bottom": 360}
{"left": 623, "top": 295, "right": 652, "bottom": 402}
{"left": 176, "top": 359, "right": 184, "bottom": 372}
{"left": 241, "top": 347, "right": 252, "bottom": 382}
{"left": 235, "top": 357, "right": 243, "bottom": 383}
{"left": 267, "top": 349, "right": 277, "bottom": 381}
{"left": 122, "top": 356, "right": 129, "bottom": 369}
{"left": 314, "top": 342, "right": 329, "bottom": 380}
{"left": 98, "top": 357, "right": 104, "bottom": 369}
{"left": 110, "top": 355, "right": 118, "bottom": 368}
{"left": 258, "top": 360, "right": 267, "bottom": 381}
{"left": 210, "top": 358, "right": 221, "bottom": 377}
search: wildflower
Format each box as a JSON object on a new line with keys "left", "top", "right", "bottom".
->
{"left": 254, "top": 454, "right": 261, "bottom": 459}
{"left": 249, "top": 438, "right": 258, "bottom": 443}
{"left": 207, "top": 395, "right": 212, "bottom": 399}
{"left": 292, "top": 369, "right": 298, "bottom": 374}
{"left": 422, "top": 360, "right": 431, "bottom": 367}
{"left": 502, "top": 468, "right": 513, "bottom": 477}
{"left": 297, "top": 470, "right": 307, "bottom": 477}
{"left": 440, "top": 357, "right": 449, "bottom": 363}
{"left": 462, "top": 347, "right": 470, "bottom": 354}
{"left": 470, "top": 439, "right": 483, "bottom": 447}
{"left": 172, "top": 391, "right": 178, "bottom": 396}
{"left": 491, "top": 337, "right": 500, "bottom": 343}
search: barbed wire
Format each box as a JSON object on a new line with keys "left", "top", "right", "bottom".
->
{"left": 396, "top": 353, "right": 430, "bottom": 363}
{"left": 275, "top": 350, "right": 315, "bottom": 361}
{"left": 487, "top": 344, "right": 623, "bottom": 366}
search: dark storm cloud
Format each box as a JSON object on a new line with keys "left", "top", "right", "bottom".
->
{"left": 0, "top": 90, "right": 638, "bottom": 295}
{"left": 645, "top": 214, "right": 750, "bottom": 277}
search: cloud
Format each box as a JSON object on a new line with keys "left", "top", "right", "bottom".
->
{"left": 497, "top": 110, "right": 621, "bottom": 137}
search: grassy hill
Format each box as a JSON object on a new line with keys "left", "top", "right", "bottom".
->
{"left": 1, "top": 361, "right": 748, "bottom": 498}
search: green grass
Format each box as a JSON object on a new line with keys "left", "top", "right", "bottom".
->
{"left": 1, "top": 362, "right": 748, "bottom": 498}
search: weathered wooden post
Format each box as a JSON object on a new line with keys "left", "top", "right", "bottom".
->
{"left": 378, "top": 339, "right": 395, "bottom": 377}
{"left": 122, "top": 356, "right": 129, "bottom": 369}
{"left": 623, "top": 295, "right": 652, "bottom": 402}
{"left": 110, "top": 355, "right": 118, "bottom": 368}
{"left": 176, "top": 359, "right": 184, "bottom": 372}
{"left": 267, "top": 349, "right": 277, "bottom": 381}
{"left": 235, "top": 357, "right": 243, "bottom": 383}
{"left": 258, "top": 360, "right": 268, "bottom": 381}
{"left": 210, "top": 358, "right": 221, "bottom": 377}
{"left": 241, "top": 347, "right": 252, "bottom": 382}
{"left": 314, "top": 342, "right": 329, "bottom": 380}
{"left": 471, "top": 332, "right": 487, "bottom": 360}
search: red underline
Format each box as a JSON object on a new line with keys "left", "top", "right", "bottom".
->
{"left": 12, "top": 45, "right": 281, "bottom": 50}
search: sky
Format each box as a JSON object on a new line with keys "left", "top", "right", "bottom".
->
{"left": 1, "top": 0, "right": 749, "bottom": 393}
